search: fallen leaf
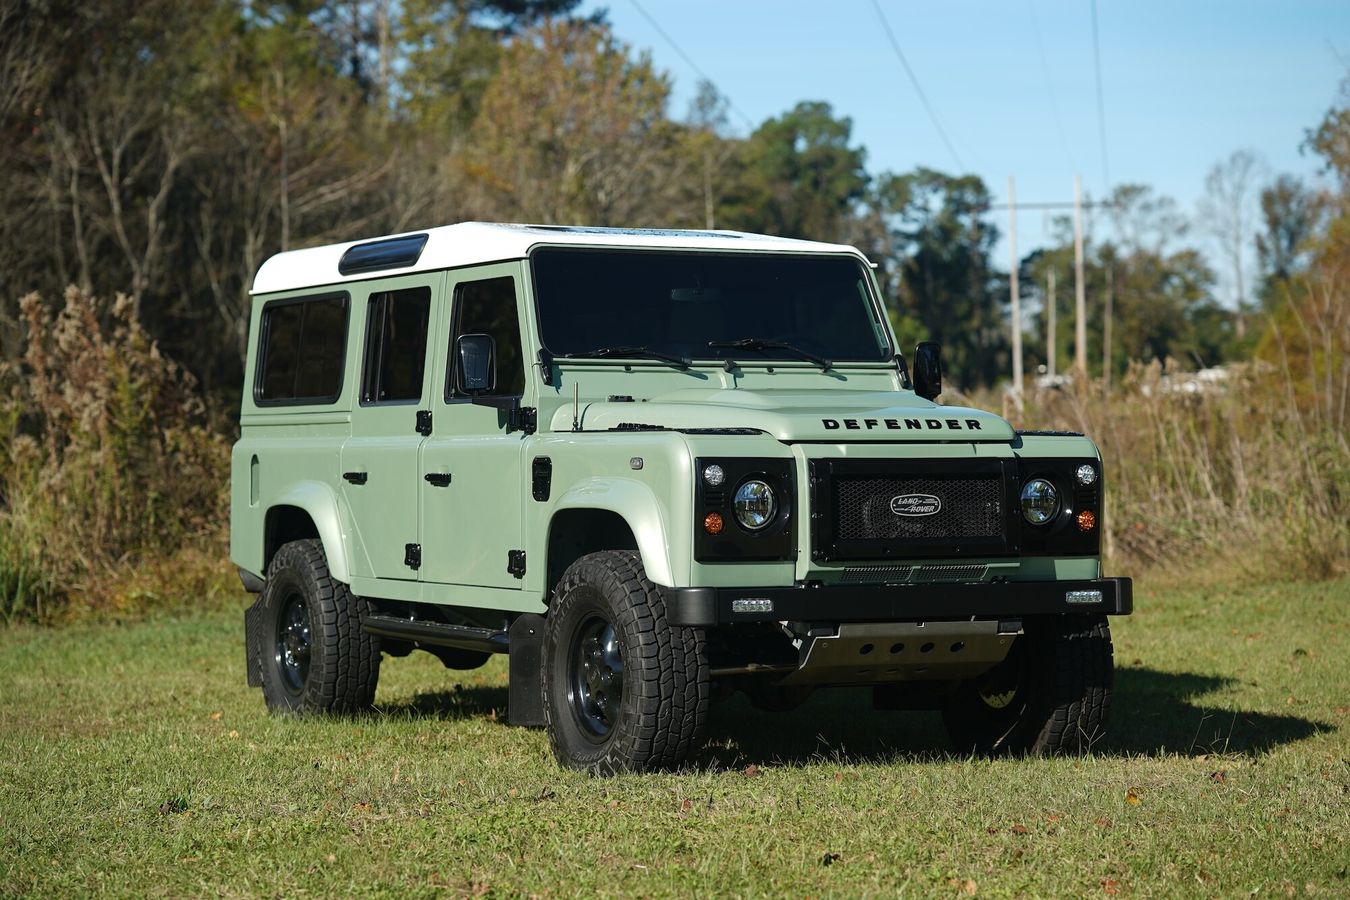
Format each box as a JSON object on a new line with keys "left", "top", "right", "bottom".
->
{"left": 834, "top": 772, "right": 844, "bottom": 782}
{"left": 680, "top": 798, "right": 693, "bottom": 811}
{"left": 820, "top": 852, "right": 841, "bottom": 867}
{"left": 507, "top": 788, "right": 519, "bottom": 798}
{"left": 1334, "top": 706, "right": 1348, "bottom": 716}
{"left": 1125, "top": 790, "right": 1140, "bottom": 805}
{"left": 962, "top": 878, "right": 977, "bottom": 895}
{"left": 1046, "top": 814, "right": 1062, "bottom": 824}
{"left": 743, "top": 764, "right": 761, "bottom": 778}
{"left": 1094, "top": 817, "right": 1113, "bottom": 828}
{"left": 228, "top": 730, "right": 239, "bottom": 739}
{"left": 208, "top": 712, "right": 222, "bottom": 721}
{"left": 325, "top": 854, "right": 336, "bottom": 863}
{"left": 352, "top": 802, "right": 369, "bottom": 812}
{"left": 1210, "top": 770, "right": 1227, "bottom": 783}
{"left": 986, "top": 827, "right": 999, "bottom": 835}
{"left": 1011, "top": 824, "right": 1029, "bottom": 835}
{"left": 1102, "top": 878, "right": 1121, "bottom": 894}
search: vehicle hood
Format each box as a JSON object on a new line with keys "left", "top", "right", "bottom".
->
{"left": 563, "top": 388, "right": 1015, "bottom": 442}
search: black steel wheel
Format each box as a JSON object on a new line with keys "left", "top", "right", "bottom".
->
{"left": 275, "top": 592, "right": 312, "bottom": 694}
{"left": 255, "top": 539, "right": 381, "bottom": 715}
{"left": 942, "top": 615, "right": 1114, "bottom": 756}
{"left": 542, "top": 551, "right": 709, "bottom": 774}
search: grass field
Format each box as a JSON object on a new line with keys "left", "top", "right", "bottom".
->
{"left": 2, "top": 577, "right": 1348, "bottom": 897}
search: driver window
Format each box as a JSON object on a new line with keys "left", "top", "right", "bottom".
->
{"left": 447, "top": 276, "right": 525, "bottom": 398}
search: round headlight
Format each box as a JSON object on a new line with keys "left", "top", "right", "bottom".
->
{"left": 703, "top": 464, "right": 725, "bottom": 487}
{"left": 1075, "top": 464, "right": 1098, "bottom": 486}
{"left": 733, "top": 479, "right": 777, "bottom": 530}
{"left": 1020, "top": 478, "right": 1060, "bottom": 525}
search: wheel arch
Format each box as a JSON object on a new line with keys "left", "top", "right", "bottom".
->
{"left": 548, "top": 478, "right": 676, "bottom": 591}
{"left": 263, "top": 481, "right": 353, "bottom": 583}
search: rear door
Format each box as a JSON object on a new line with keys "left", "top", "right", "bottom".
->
{"left": 338, "top": 274, "right": 440, "bottom": 580}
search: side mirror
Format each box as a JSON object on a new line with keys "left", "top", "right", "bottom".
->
{"left": 913, "top": 341, "right": 942, "bottom": 401}
{"left": 456, "top": 333, "right": 496, "bottom": 394}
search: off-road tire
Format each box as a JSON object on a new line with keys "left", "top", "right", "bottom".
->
{"left": 542, "top": 551, "right": 709, "bottom": 774}
{"left": 942, "top": 615, "right": 1113, "bottom": 756}
{"left": 258, "top": 539, "right": 380, "bottom": 715}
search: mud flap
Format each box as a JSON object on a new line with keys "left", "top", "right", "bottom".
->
{"left": 244, "top": 594, "right": 268, "bottom": 688}
{"left": 508, "top": 613, "right": 546, "bottom": 727}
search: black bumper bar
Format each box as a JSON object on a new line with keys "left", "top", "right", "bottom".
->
{"left": 666, "top": 577, "right": 1132, "bottom": 627}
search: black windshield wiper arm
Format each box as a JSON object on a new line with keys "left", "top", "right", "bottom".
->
{"left": 707, "top": 338, "right": 833, "bottom": 371}
{"left": 562, "top": 346, "right": 691, "bottom": 369}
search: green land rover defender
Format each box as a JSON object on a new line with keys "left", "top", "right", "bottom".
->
{"left": 233, "top": 223, "right": 1132, "bottom": 773}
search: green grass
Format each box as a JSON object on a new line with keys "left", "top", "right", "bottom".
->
{"left": 2, "top": 579, "right": 1348, "bottom": 897}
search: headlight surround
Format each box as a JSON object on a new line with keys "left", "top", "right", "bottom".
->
{"left": 1020, "top": 478, "right": 1060, "bottom": 525}
{"left": 733, "top": 479, "right": 777, "bottom": 530}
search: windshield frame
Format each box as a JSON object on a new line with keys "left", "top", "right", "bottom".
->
{"left": 526, "top": 246, "right": 895, "bottom": 367}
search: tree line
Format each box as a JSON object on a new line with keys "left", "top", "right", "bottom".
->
{"left": 1, "top": 0, "right": 1345, "bottom": 395}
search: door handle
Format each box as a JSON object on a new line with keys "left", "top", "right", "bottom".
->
{"left": 424, "top": 473, "right": 451, "bottom": 487}
{"left": 343, "top": 471, "right": 368, "bottom": 485}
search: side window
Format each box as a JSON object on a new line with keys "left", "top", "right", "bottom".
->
{"left": 361, "top": 286, "right": 432, "bottom": 403}
{"left": 256, "top": 293, "right": 348, "bottom": 404}
{"left": 448, "top": 276, "right": 525, "bottom": 397}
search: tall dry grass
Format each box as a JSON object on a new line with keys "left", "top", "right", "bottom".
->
{"left": 0, "top": 288, "right": 234, "bottom": 622}
{"left": 969, "top": 274, "right": 1349, "bottom": 583}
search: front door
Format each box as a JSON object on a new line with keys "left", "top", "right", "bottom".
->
{"left": 418, "top": 263, "right": 529, "bottom": 589}
{"left": 339, "top": 275, "right": 439, "bottom": 580}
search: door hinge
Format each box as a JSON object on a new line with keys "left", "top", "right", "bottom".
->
{"left": 404, "top": 543, "right": 422, "bottom": 570}
{"left": 510, "top": 406, "right": 537, "bottom": 434}
{"left": 415, "top": 410, "right": 433, "bottom": 435}
{"left": 507, "top": 550, "right": 526, "bottom": 579}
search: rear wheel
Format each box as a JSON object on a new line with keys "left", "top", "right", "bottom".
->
{"left": 542, "top": 551, "right": 709, "bottom": 774}
{"left": 942, "top": 615, "right": 1113, "bottom": 755}
{"left": 258, "top": 540, "right": 380, "bottom": 715}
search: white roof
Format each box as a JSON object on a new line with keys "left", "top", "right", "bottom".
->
{"left": 251, "top": 222, "right": 870, "bottom": 295}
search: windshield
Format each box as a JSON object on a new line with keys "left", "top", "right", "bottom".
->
{"left": 531, "top": 249, "right": 892, "bottom": 364}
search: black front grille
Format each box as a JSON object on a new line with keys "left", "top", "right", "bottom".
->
{"left": 835, "top": 475, "right": 1003, "bottom": 541}
{"left": 811, "top": 459, "right": 1015, "bottom": 562}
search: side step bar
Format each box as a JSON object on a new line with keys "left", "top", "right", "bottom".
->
{"left": 363, "top": 614, "right": 509, "bottom": 655}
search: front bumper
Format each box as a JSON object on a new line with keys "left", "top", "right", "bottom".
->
{"left": 666, "top": 577, "right": 1132, "bottom": 627}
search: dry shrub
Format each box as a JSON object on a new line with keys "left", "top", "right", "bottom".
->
{"left": 0, "top": 287, "right": 233, "bottom": 622}
{"left": 980, "top": 274, "right": 1349, "bottom": 583}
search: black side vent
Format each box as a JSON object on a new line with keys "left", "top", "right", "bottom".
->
{"left": 532, "top": 456, "right": 552, "bottom": 501}
{"left": 338, "top": 234, "right": 429, "bottom": 276}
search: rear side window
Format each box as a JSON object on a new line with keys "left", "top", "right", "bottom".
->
{"left": 255, "top": 293, "right": 349, "bottom": 405}
{"left": 361, "top": 287, "right": 432, "bottom": 403}
{"left": 448, "top": 277, "right": 525, "bottom": 397}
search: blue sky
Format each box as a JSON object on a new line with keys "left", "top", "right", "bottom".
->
{"left": 581, "top": 0, "right": 1348, "bottom": 283}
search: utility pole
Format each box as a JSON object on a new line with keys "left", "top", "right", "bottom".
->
{"left": 1073, "top": 174, "right": 1087, "bottom": 377}
{"left": 1046, "top": 268, "right": 1057, "bottom": 378}
{"left": 1007, "top": 176, "right": 1023, "bottom": 404}
{"left": 1102, "top": 262, "right": 1114, "bottom": 391}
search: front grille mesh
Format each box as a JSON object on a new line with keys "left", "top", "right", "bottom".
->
{"left": 839, "top": 564, "right": 990, "bottom": 585}
{"left": 834, "top": 475, "right": 1003, "bottom": 541}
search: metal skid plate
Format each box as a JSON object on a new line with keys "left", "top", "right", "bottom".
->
{"left": 778, "top": 620, "right": 1019, "bottom": 686}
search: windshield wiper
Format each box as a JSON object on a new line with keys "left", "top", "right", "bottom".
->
{"left": 562, "top": 346, "right": 691, "bottom": 369}
{"left": 707, "top": 338, "right": 833, "bottom": 371}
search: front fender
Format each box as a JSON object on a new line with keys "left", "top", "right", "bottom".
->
{"left": 270, "top": 480, "right": 356, "bottom": 585}
{"left": 553, "top": 476, "right": 677, "bottom": 587}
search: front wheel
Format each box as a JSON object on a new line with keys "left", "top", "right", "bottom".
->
{"left": 542, "top": 551, "right": 709, "bottom": 774}
{"left": 942, "top": 615, "right": 1113, "bottom": 756}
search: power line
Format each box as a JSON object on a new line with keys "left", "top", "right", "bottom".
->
{"left": 1089, "top": 0, "right": 1111, "bottom": 193}
{"left": 1027, "top": 0, "right": 1076, "bottom": 174}
{"left": 868, "top": 0, "right": 966, "bottom": 172}
{"left": 627, "top": 0, "right": 756, "bottom": 132}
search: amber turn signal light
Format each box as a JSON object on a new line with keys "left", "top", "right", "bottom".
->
{"left": 703, "top": 511, "right": 724, "bottom": 535}
{"left": 1076, "top": 509, "right": 1097, "bottom": 532}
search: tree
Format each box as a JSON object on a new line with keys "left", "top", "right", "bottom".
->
{"left": 879, "top": 169, "right": 1005, "bottom": 389}
{"left": 1197, "top": 149, "right": 1266, "bottom": 337}
{"left": 463, "top": 20, "right": 690, "bottom": 226}
{"left": 1255, "top": 174, "right": 1323, "bottom": 309}
{"left": 720, "top": 101, "right": 868, "bottom": 242}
